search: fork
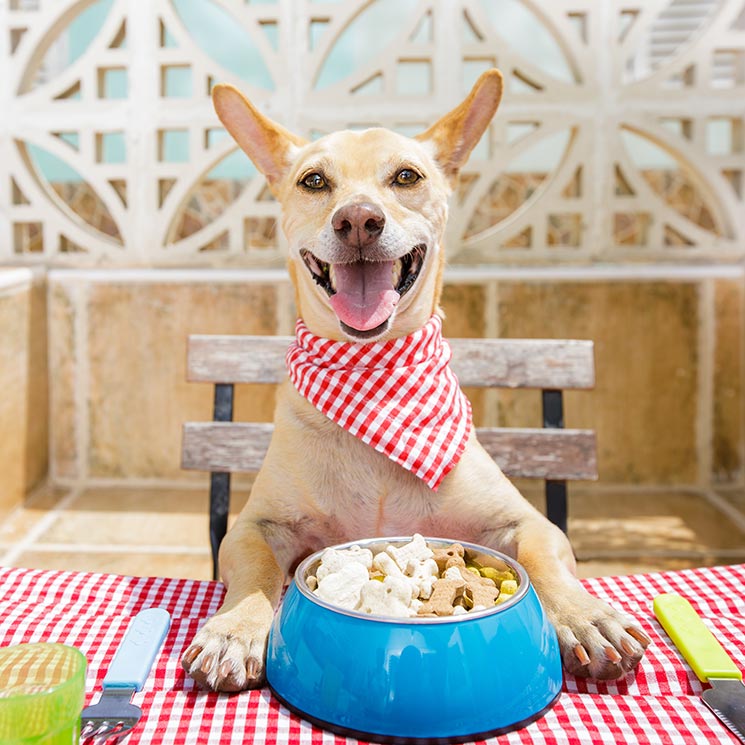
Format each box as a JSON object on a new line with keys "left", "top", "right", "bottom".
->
{"left": 80, "top": 608, "right": 171, "bottom": 743}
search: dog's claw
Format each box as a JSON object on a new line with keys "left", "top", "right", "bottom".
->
{"left": 246, "top": 657, "right": 261, "bottom": 682}
{"left": 181, "top": 645, "right": 201, "bottom": 667}
{"left": 604, "top": 645, "right": 622, "bottom": 664}
{"left": 627, "top": 626, "right": 652, "bottom": 646}
{"left": 200, "top": 654, "right": 215, "bottom": 675}
{"left": 574, "top": 643, "right": 591, "bottom": 666}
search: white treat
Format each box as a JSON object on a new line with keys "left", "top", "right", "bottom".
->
{"left": 372, "top": 551, "right": 404, "bottom": 577}
{"left": 315, "top": 561, "right": 369, "bottom": 609}
{"left": 358, "top": 576, "right": 416, "bottom": 617}
{"left": 316, "top": 546, "right": 373, "bottom": 580}
{"left": 386, "top": 533, "right": 433, "bottom": 572}
{"left": 403, "top": 557, "right": 440, "bottom": 600}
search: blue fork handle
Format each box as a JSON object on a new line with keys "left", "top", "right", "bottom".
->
{"left": 102, "top": 608, "right": 171, "bottom": 691}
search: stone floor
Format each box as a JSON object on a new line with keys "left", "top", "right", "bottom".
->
{"left": 2, "top": 482, "right": 745, "bottom": 581}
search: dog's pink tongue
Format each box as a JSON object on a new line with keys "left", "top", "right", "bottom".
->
{"left": 329, "top": 261, "right": 399, "bottom": 331}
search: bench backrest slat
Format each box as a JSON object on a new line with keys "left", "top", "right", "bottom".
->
{"left": 186, "top": 336, "right": 595, "bottom": 389}
{"left": 182, "top": 422, "right": 597, "bottom": 481}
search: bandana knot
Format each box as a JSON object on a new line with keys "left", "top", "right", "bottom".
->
{"left": 285, "top": 315, "right": 472, "bottom": 490}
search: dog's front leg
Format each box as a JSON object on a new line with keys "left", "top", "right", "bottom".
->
{"left": 510, "top": 515, "right": 651, "bottom": 680}
{"left": 181, "top": 520, "right": 285, "bottom": 691}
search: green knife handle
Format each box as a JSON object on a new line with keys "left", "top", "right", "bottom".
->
{"left": 653, "top": 593, "right": 742, "bottom": 682}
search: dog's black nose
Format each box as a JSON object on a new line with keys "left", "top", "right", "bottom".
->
{"left": 332, "top": 202, "right": 385, "bottom": 248}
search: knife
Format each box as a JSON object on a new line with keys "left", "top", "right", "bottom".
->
{"left": 654, "top": 593, "right": 745, "bottom": 743}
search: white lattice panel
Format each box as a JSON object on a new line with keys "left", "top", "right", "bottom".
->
{"left": 1, "top": 0, "right": 743, "bottom": 266}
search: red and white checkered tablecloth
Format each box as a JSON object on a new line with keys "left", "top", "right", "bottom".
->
{"left": 1, "top": 563, "right": 744, "bottom": 744}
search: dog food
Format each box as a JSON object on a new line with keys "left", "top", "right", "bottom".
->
{"left": 307, "top": 535, "right": 519, "bottom": 618}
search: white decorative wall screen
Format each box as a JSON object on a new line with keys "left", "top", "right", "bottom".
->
{"left": 1, "top": 0, "right": 744, "bottom": 267}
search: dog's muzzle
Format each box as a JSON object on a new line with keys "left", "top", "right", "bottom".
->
{"left": 300, "top": 245, "right": 426, "bottom": 335}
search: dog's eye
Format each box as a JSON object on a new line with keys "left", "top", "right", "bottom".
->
{"left": 301, "top": 172, "right": 327, "bottom": 190}
{"left": 394, "top": 168, "right": 421, "bottom": 186}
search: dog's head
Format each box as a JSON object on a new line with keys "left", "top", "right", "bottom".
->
{"left": 213, "top": 70, "right": 502, "bottom": 341}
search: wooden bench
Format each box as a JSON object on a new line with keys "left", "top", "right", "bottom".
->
{"left": 182, "top": 335, "right": 598, "bottom": 579}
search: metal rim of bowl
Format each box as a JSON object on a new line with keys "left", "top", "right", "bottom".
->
{"left": 293, "top": 536, "right": 531, "bottom": 624}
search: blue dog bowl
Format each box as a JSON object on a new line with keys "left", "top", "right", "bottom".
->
{"left": 266, "top": 537, "right": 562, "bottom": 742}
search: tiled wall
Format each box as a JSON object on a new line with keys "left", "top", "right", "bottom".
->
{"left": 0, "top": 270, "right": 48, "bottom": 516}
{"left": 33, "top": 267, "right": 744, "bottom": 495}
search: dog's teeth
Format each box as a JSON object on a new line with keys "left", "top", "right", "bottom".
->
{"left": 392, "top": 260, "right": 403, "bottom": 287}
{"left": 328, "top": 264, "right": 337, "bottom": 291}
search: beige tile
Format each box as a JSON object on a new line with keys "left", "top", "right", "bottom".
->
{"left": 9, "top": 549, "right": 213, "bottom": 581}
{"left": 0, "top": 281, "right": 48, "bottom": 516}
{"left": 48, "top": 281, "right": 78, "bottom": 480}
{"left": 0, "top": 484, "right": 71, "bottom": 545}
{"left": 500, "top": 481, "right": 745, "bottom": 575}
{"left": 0, "top": 289, "right": 27, "bottom": 515}
{"left": 714, "top": 487, "right": 745, "bottom": 514}
{"left": 441, "top": 282, "right": 488, "bottom": 338}
{"left": 25, "top": 282, "right": 49, "bottom": 489}
{"left": 568, "top": 489, "right": 745, "bottom": 556}
{"left": 441, "top": 282, "right": 489, "bottom": 425}
{"left": 35, "top": 486, "right": 249, "bottom": 547}
{"left": 496, "top": 281, "right": 699, "bottom": 484}
{"left": 85, "top": 282, "right": 280, "bottom": 479}
{"left": 712, "top": 279, "right": 744, "bottom": 484}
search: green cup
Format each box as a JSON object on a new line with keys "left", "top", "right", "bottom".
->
{"left": 0, "top": 643, "right": 87, "bottom": 744}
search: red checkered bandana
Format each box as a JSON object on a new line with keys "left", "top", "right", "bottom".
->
{"left": 286, "top": 315, "right": 472, "bottom": 490}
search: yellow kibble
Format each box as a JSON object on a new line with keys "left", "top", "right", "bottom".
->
{"left": 479, "top": 566, "right": 517, "bottom": 584}
{"left": 500, "top": 579, "right": 518, "bottom": 595}
{"left": 465, "top": 566, "right": 481, "bottom": 576}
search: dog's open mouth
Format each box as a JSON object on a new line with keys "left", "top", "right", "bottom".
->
{"left": 300, "top": 245, "right": 426, "bottom": 335}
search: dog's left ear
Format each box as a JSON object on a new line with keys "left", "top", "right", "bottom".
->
{"left": 416, "top": 69, "right": 502, "bottom": 185}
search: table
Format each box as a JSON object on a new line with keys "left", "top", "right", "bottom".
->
{"left": 1, "top": 563, "right": 744, "bottom": 744}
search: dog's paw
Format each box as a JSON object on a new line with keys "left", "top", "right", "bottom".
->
{"left": 181, "top": 613, "right": 270, "bottom": 692}
{"left": 551, "top": 592, "right": 651, "bottom": 681}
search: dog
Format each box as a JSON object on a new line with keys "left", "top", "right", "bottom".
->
{"left": 181, "top": 69, "right": 650, "bottom": 692}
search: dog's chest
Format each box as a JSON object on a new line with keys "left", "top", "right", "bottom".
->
{"left": 304, "top": 434, "right": 448, "bottom": 536}
{"left": 277, "top": 384, "right": 467, "bottom": 537}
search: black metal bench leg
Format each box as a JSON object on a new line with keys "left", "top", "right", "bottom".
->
{"left": 209, "top": 383, "right": 234, "bottom": 581}
{"left": 542, "top": 389, "right": 569, "bottom": 534}
{"left": 209, "top": 472, "right": 230, "bottom": 580}
{"left": 545, "top": 479, "right": 568, "bottom": 535}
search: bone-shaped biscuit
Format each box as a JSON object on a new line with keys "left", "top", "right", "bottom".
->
{"left": 386, "top": 533, "right": 433, "bottom": 572}
{"left": 373, "top": 551, "right": 404, "bottom": 577}
{"left": 418, "top": 576, "right": 466, "bottom": 616}
{"left": 316, "top": 545, "right": 373, "bottom": 580}
{"left": 358, "top": 576, "right": 415, "bottom": 616}
{"left": 315, "top": 561, "right": 370, "bottom": 609}
{"left": 432, "top": 543, "right": 466, "bottom": 573}
{"left": 404, "top": 557, "right": 440, "bottom": 600}
{"left": 455, "top": 567, "right": 500, "bottom": 608}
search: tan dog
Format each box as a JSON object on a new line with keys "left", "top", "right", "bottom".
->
{"left": 181, "top": 70, "right": 650, "bottom": 692}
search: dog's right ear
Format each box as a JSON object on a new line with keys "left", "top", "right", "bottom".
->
{"left": 212, "top": 84, "right": 307, "bottom": 191}
{"left": 415, "top": 69, "right": 502, "bottom": 186}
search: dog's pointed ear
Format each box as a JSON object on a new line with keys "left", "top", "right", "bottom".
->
{"left": 212, "top": 84, "right": 307, "bottom": 191}
{"left": 416, "top": 69, "right": 502, "bottom": 185}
